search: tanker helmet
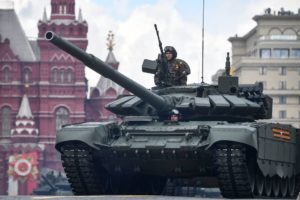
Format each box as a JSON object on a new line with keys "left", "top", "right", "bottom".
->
{"left": 164, "top": 46, "right": 177, "bottom": 59}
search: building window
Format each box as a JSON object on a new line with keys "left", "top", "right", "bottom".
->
{"left": 52, "top": 69, "right": 58, "bottom": 82}
{"left": 60, "top": 28, "right": 64, "bottom": 36}
{"left": 291, "top": 49, "right": 300, "bottom": 58}
{"left": 279, "top": 81, "right": 287, "bottom": 89}
{"left": 60, "top": 69, "right": 64, "bottom": 83}
{"left": 279, "top": 96, "right": 286, "bottom": 104}
{"left": 67, "top": 69, "right": 72, "bottom": 82}
{"left": 23, "top": 68, "right": 31, "bottom": 83}
{"left": 273, "top": 49, "right": 289, "bottom": 58}
{"left": 279, "top": 67, "right": 287, "bottom": 75}
{"left": 3, "top": 67, "right": 10, "bottom": 82}
{"left": 259, "top": 66, "right": 267, "bottom": 75}
{"left": 1, "top": 107, "right": 11, "bottom": 136}
{"left": 279, "top": 110, "right": 286, "bottom": 119}
{"left": 260, "top": 49, "right": 271, "bottom": 58}
{"left": 270, "top": 35, "right": 297, "bottom": 40}
{"left": 55, "top": 107, "right": 69, "bottom": 131}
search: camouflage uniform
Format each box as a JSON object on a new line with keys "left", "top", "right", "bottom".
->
{"left": 154, "top": 46, "right": 190, "bottom": 87}
{"left": 155, "top": 58, "right": 190, "bottom": 86}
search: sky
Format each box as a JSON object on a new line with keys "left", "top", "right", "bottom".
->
{"left": 2, "top": 0, "right": 300, "bottom": 91}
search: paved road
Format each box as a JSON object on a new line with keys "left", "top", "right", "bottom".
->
{"left": 0, "top": 196, "right": 298, "bottom": 200}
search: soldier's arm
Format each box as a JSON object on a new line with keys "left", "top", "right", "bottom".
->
{"left": 176, "top": 59, "right": 190, "bottom": 76}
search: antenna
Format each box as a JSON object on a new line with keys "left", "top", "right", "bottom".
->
{"left": 201, "top": 0, "right": 205, "bottom": 83}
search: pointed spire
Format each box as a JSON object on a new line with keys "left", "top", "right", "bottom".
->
{"left": 42, "top": 7, "right": 47, "bottom": 22}
{"left": 17, "top": 94, "right": 33, "bottom": 119}
{"left": 11, "top": 94, "right": 38, "bottom": 135}
{"left": 78, "top": 8, "right": 83, "bottom": 22}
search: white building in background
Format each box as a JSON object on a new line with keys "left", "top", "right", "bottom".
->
{"left": 228, "top": 8, "right": 300, "bottom": 128}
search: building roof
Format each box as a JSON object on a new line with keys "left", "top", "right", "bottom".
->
{"left": 105, "top": 51, "right": 117, "bottom": 64}
{"left": 228, "top": 27, "right": 256, "bottom": 42}
{"left": 29, "top": 40, "right": 40, "bottom": 60}
{"left": 17, "top": 94, "right": 33, "bottom": 119}
{"left": 0, "top": 9, "right": 37, "bottom": 61}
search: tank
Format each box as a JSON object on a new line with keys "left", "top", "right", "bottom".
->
{"left": 45, "top": 31, "right": 300, "bottom": 198}
{"left": 32, "top": 170, "right": 72, "bottom": 195}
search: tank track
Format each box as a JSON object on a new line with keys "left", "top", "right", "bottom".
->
{"left": 214, "top": 143, "right": 254, "bottom": 198}
{"left": 60, "top": 143, "right": 107, "bottom": 195}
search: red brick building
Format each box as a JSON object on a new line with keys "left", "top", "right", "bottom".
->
{"left": 0, "top": 0, "right": 122, "bottom": 195}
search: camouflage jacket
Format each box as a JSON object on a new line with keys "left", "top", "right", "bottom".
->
{"left": 154, "top": 58, "right": 190, "bottom": 87}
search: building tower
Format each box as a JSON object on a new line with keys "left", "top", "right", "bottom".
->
{"left": 228, "top": 8, "right": 300, "bottom": 128}
{"left": 0, "top": 0, "right": 88, "bottom": 194}
{"left": 36, "top": 0, "right": 88, "bottom": 170}
{"left": 86, "top": 31, "right": 126, "bottom": 122}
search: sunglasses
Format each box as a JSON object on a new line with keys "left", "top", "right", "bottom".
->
{"left": 164, "top": 46, "right": 174, "bottom": 52}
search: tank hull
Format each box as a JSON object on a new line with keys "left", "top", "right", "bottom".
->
{"left": 56, "top": 120, "right": 300, "bottom": 198}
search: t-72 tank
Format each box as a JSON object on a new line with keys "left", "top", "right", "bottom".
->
{"left": 45, "top": 31, "right": 300, "bottom": 198}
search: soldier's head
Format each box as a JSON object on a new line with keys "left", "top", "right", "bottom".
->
{"left": 164, "top": 46, "right": 177, "bottom": 61}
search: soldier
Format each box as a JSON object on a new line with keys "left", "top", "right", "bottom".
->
{"left": 154, "top": 46, "right": 190, "bottom": 87}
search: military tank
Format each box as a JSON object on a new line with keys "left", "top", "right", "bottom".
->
{"left": 45, "top": 31, "right": 300, "bottom": 198}
{"left": 32, "top": 170, "right": 72, "bottom": 195}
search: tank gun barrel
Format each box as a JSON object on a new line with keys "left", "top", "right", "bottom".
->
{"left": 45, "top": 31, "right": 171, "bottom": 112}
{"left": 41, "top": 175, "right": 57, "bottom": 191}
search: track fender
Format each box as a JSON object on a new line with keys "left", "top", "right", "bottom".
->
{"left": 55, "top": 121, "right": 116, "bottom": 150}
{"left": 206, "top": 125, "right": 257, "bottom": 150}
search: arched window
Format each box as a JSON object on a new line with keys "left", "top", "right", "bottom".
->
{"left": 3, "top": 67, "right": 9, "bottom": 82}
{"left": 1, "top": 107, "right": 11, "bottom": 136}
{"left": 67, "top": 69, "right": 72, "bottom": 82}
{"left": 59, "top": 5, "right": 63, "bottom": 14}
{"left": 24, "top": 68, "right": 31, "bottom": 83}
{"left": 91, "top": 89, "right": 100, "bottom": 98}
{"left": 64, "top": 5, "right": 67, "bottom": 14}
{"left": 55, "top": 107, "right": 69, "bottom": 131}
{"left": 60, "top": 69, "right": 64, "bottom": 83}
{"left": 105, "top": 88, "right": 117, "bottom": 96}
{"left": 52, "top": 69, "right": 58, "bottom": 82}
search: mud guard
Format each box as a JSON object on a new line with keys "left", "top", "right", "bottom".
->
{"left": 55, "top": 121, "right": 116, "bottom": 150}
{"left": 205, "top": 125, "right": 258, "bottom": 150}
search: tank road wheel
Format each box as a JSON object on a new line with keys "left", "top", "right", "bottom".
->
{"left": 264, "top": 176, "right": 272, "bottom": 197}
{"left": 60, "top": 143, "right": 109, "bottom": 195}
{"left": 214, "top": 143, "right": 254, "bottom": 198}
{"left": 255, "top": 168, "right": 264, "bottom": 196}
{"left": 280, "top": 177, "right": 288, "bottom": 197}
{"left": 272, "top": 175, "right": 280, "bottom": 197}
{"left": 248, "top": 160, "right": 256, "bottom": 195}
{"left": 288, "top": 176, "right": 295, "bottom": 197}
